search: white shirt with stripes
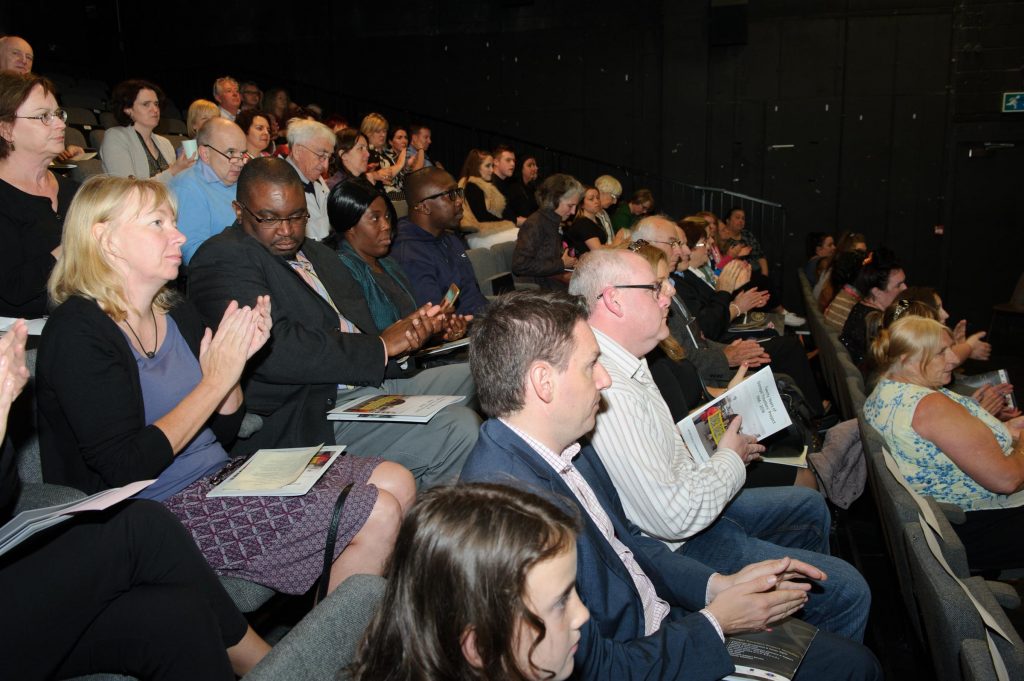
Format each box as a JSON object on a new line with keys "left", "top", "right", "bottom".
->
{"left": 589, "top": 327, "right": 746, "bottom": 550}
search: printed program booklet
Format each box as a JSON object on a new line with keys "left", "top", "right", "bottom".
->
{"left": 327, "top": 394, "right": 464, "bottom": 423}
{"left": 677, "top": 367, "right": 792, "bottom": 462}
{"left": 950, "top": 369, "right": 1018, "bottom": 412}
{"left": 0, "top": 478, "right": 155, "bottom": 558}
{"left": 207, "top": 445, "right": 342, "bottom": 498}
{"left": 724, "top": 616, "right": 818, "bottom": 681}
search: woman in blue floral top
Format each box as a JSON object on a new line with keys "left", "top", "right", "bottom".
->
{"left": 864, "top": 315, "right": 1024, "bottom": 572}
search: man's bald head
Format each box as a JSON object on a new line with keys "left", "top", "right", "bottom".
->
{"left": 0, "top": 36, "right": 34, "bottom": 75}
{"left": 406, "top": 168, "right": 464, "bottom": 235}
{"left": 236, "top": 156, "right": 303, "bottom": 206}
{"left": 404, "top": 167, "right": 453, "bottom": 205}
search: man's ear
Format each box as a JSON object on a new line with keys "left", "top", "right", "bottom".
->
{"left": 527, "top": 360, "right": 556, "bottom": 405}
{"left": 231, "top": 200, "right": 244, "bottom": 224}
{"left": 460, "top": 627, "right": 484, "bottom": 670}
{"left": 598, "top": 289, "right": 626, "bottom": 319}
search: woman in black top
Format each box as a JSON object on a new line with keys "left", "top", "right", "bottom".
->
{"left": 457, "top": 149, "right": 517, "bottom": 247}
{"left": 567, "top": 185, "right": 626, "bottom": 255}
{"left": 0, "top": 72, "right": 79, "bottom": 317}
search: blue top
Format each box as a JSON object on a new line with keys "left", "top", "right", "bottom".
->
{"left": 390, "top": 217, "right": 487, "bottom": 315}
{"left": 129, "top": 317, "right": 229, "bottom": 501}
{"left": 864, "top": 377, "right": 1022, "bottom": 511}
{"left": 169, "top": 159, "right": 237, "bottom": 263}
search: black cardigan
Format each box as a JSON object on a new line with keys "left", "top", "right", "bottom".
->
{"left": 36, "top": 296, "right": 243, "bottom": 494}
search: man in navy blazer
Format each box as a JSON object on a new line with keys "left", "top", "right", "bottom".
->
{"left": 460, "top": 290, "right": 880, "bottom": 680}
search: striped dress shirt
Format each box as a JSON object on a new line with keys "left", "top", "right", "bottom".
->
{"left": 589, "top": 327, "right": 746, "bottom": 549}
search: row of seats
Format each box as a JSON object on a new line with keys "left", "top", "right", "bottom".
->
{"left": 11, "top": 349, "right": 383, "bottom": 680}
{"left": 799, "top": 271, "right": 1024, "bottom": 681}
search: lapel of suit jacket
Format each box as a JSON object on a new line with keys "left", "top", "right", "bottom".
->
{"left": 300, "top": 239, "right": 379, "bottom": 334}
{"left": 493, "top": 423, "right": 649, "bottom": 602}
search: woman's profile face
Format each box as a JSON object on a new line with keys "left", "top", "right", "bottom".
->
{"left": 246, "top": 116, "right": 270, "bottom": 153}
{"left": 478, "top": 154, "right": 494, "bottom": 182}
{"left": 522, "top": 157, "right": 539, "bottom": 183}
{"left": 554, "top": 194, "right": 580, "bottom": 220}
{"left": 933, "top": 295, "right": 950, "bottom": 324}
{"left": 9, "top": 85, "right": 67, "bottom": 159}
{"left": 581, "top": 188, "right": 600, "bottom": 216}
{"left": 390, "top": 128, "right": 408, "bottom": 151}
{"left": 345, "top": 196, "right": 392, "bottom": 260}
{"left": 513, "top": 545, "right": 589, "bottom": 681}
{"left": 919, "top": 335, "right": 959, "bottom": 388}
{"left": 105, "top": 198, "right": 185, "bottom": 288}
{"left": 367, "top": 127, "right": 387, "bottom": 148}
{"left": 341, "top": 135, "right": 370, "bottom": 176}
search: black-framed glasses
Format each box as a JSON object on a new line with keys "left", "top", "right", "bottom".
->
{"left": 204, "top": 144, "right": 247, "bottom": 162}
{"left": 237, "top": 202, "right": 310, "bottom": 229}
{"left": 16, "top": 108, "right": 67, "bottom": 126}
{"left": 296, "top": 143, "right": 332, "bottom": 162}
{"left": 419, "top": 186, "right": 465, "bottom": 203}
{"left": 597, "top": 280, "right": 669, "bottom": 301}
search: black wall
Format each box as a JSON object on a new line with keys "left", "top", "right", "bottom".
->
{"left": 3, "top": 0, "right": 1022, "bottom": 326}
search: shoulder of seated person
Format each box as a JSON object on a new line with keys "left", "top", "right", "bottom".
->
{"left": 914, "top": 390, "right": 966, "bottom": 422}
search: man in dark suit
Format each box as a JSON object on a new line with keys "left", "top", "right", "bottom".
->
{"left": 188, "top": 158, "right": 479, "bottom": 488}
{"left": 460, "top": 290, "right": 880, "bottom": 680}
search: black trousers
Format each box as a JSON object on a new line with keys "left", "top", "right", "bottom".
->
{"left": 760, "top": 335, "right": 824, "bottom": 418}
{"left": 957, "top": 504, "right": 1024, "bottom": 574}
{"left": 0, "top": 500, "right": 248, "bottom": 681}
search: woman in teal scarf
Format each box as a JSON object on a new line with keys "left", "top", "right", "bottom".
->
{"left": 328, "top": 178, "right": 469, "bottom": 340}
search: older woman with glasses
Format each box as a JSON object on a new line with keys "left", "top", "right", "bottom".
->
{"left": 511, "top": 173, "right": 583, "bottom": 289}
{"left": 0, "top": 72, "right": 79, "bottom": 317}
{"left": 100, "top": 79, "right": 195, "bottom": 182}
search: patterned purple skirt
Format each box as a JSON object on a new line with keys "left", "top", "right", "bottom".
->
{"left": 163, "top": 454, "right": 382, "bottom": 594}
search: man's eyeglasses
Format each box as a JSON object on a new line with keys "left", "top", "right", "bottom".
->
{"left": 204, "top": 144, "right": 248, "bottom": 162}
{"left": 597, "top": 280, "right": 670, "bottom": 301}
{"left": 296, "top": 143, "right": 332, "bottom": 162}
{"left": 237, "top": 202, "right": 310, "bottom": 229}
{"left": 16, "top": 108, "right": 67, "bottom": 126}
{"left": 646, "top": 238, "right": 683, "bottom": 249}
{"left": 418, "top": 186, "right": 465, "bottom": 204}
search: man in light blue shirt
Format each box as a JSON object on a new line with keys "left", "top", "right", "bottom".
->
{"left": 170, "top": 118, "right": 246, "bottom": 262}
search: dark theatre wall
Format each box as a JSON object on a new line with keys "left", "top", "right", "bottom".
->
{"left": 3, "top": 0, "right": 1022, "bottom": 327}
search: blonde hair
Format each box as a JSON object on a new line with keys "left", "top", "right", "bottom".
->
{"left": 48, "top": 175, "right": 179, "bottom": 321}
{"left": 360, "top": 112, "right": 388, "bottom": 139}
{"left": 186, "top": 99, "right": 220, "bottom": 137}
{"left": 620, "top": 241, "right": 686, "bottom": 361}
{"left": 871, "top": 316, "right": 950, "bottom": 377}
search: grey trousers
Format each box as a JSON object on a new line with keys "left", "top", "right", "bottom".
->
{"left": 333, "top": 363, "right": 480, "bottom": 489}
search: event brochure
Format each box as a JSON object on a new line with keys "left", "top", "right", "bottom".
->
{"left": 327, "top": 394, "right": 464, "bottom": 423}
{"left": 676, "top": 367, "right": 792, "bottom": 463}
{"left": 950, "top": 369, "right": 1018, "bottom": 411}
{"left": 0, "top": 478, "right": 155, "bottom": 558}
{"left": 207, "top": 445, "right": 342, "bottom": 498}
{"left": 724, "top": 616, "right": 818, "bottom": 681}
{"left": 0, "top": 317, "right": 47, "bottom": 335}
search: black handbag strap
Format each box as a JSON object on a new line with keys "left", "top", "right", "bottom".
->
{"left": 315, "top": 482, "right": 354, "bottom": 604}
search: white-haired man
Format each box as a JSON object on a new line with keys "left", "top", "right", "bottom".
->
{"left": 212, "top": 76, "right": 241, "bottom": 121}
{"left": 285, "top": 119, "right": 335, "bottom": 241}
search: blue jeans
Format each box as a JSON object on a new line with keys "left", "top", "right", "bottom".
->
{"left": 677, "top": 486, "right": 871, "bottom": 642}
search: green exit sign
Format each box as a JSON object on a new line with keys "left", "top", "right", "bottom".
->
{"left": 1003, "top": 92, "right": 1024, "bottom": 112}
